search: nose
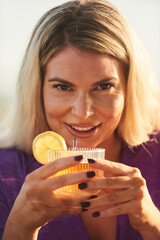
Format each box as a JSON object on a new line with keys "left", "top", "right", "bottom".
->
{"left": 71, "top": 92, "right": 94, "bottom": 119}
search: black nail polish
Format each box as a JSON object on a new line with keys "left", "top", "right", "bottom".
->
{"left": 74, "top": 155, "right": 83, "bottom": 161}
{"left": 89, "top": 195, "right": 98, "bottom": 199}
{"left": 81, "top": 201, "right": 90, "bottom": 208}
{"left": 87, "top": 171, "right": 95, "bottom": 178}
{"left": 78, "top": 182, "right": 87, "bottom": 189}
{"left": 88, "top": 158, "right": 96, "bottom": 163}
{"left": 82, "top": 208, "right": 88, "bottom": 212}
{"left": 92, "top": 211, "right": 100, "bottom": 217}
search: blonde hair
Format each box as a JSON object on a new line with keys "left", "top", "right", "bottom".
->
{"left": 0, "top": 0, "right": 160, "bottom": 153}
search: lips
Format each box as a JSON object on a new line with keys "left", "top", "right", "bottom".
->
{"left": 64, "top": 123, "right": 102, "bottom": 138}
{"left": 71, "top": 125, "right": 96, "bottom": 132}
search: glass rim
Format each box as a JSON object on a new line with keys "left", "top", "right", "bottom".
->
{"left": 49, "top": 148, "right": 105, "bottom": 152}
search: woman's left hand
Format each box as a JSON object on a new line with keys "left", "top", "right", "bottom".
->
{"left": 80, "top": 158, "right": 160, "bottom": 239}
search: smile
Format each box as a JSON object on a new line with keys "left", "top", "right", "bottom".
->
{"left": 71, "top": 126, "right": 96, "bottom": 132}
{"left": 64, "top": 123, "right": 102, "bottom": 138}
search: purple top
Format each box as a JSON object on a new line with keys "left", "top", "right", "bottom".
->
{"left": 0, "top": 132, "right": 160, "bottom": 240}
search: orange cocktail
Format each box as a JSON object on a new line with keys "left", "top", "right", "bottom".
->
{"left": 48, "top": 148, "right": 105, "bottom": 196}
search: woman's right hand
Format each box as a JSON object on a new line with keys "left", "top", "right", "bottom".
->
{"left": 3, "top": 155, "right": 92, "bottom": 240}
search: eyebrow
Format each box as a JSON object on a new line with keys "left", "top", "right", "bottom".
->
{"left": 48, "top": 77, "right": 74, "bottom": 87}
{"left": 48, "top": 77, "right": 116, "bottom": 87}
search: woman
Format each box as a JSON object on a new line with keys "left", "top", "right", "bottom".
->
{"left": 0, "top": 0, "right": 160, "bottom": 239}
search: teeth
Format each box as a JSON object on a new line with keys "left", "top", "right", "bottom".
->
{"left": 71, "top": 126, "right": 95, "bottom": 131}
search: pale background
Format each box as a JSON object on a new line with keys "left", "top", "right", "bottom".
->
{"left": 0, "top": 0, "right": 160, "bottom": 117}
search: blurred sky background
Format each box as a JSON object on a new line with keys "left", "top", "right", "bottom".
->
{"left": 0, "top": 0, "right": 160, "bottom": 117}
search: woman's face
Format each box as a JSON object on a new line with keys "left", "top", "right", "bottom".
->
{"left": 43, "top": 46, "right": 126, "bottom": 149}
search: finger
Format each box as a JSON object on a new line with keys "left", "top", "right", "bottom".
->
{"left": 25, "top": 170, "right": 95, "bottom": 208}
{"left": 35, "top": 170, "right": 96, "bottom": 207}
{"left": 31, "top": 155, "right": 83, "bottom": 179}
{"left": 92, "top": 200, "right": 136, "bottom": 218}
{"left": 82, "top": 172, "right": 145, "bottom": 191}
{"left": 88, "top": 158, "right": 135, "bottom": 176}
{"left": 24, "top": 179, "right": 89, "bottom": 209}
{"left": 53, "top": 194, "right": 90, "bottom": 208}
{"left": 85, "top": 176, "right": 133, "bottom": 190}
{"left": 45, "top": 170, "right": 96, "bottom": 191}
{"left": 81, "top": 188, "right": 135, "bottom": 209}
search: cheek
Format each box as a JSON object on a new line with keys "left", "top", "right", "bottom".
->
{"left": 98, "top": 93, "right": 125, "bottom": 119}
{"left": 44, "top": 99, "right": 66, "bottom": 118}
{"left": 43, "top": 89, "right": 67, "bottom": 119}
{"left": 112, "top": 94, "right": 125, "bottom": 115}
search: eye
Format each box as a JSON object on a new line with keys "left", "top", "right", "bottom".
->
{"left": 53, "top": 84, "right": 72, "bottom": 91}
{"left": 96, "top": 82, "right": 113, "bottom": 90}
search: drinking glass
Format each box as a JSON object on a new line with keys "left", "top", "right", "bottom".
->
{"left": 48, "top": 148, "right": 105, "bottom": 196}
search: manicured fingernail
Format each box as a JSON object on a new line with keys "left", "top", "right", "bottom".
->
{"left": 89, "top": 195, "right": 98, "bottom": 199}
{"left": 82, "top": 208, "right": 88, "bottom": 212}
{"left": 81, "top": 201, "right": 90, "bottom": 208}
{"left": 88, "top": 158, "right": 96, "bottom": 163}
{"left": 78, "top": 182, "right": 87, "bottom": 189}
{"left": 74, "top": 155, "right": 83, "bottom": 161}
{"left": 86, "top": 171, "right": 95, "bottom": 178}
{"left": 92, "top": 211, "right": 100, "bottom": 217}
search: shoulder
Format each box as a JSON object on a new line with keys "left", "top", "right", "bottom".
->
{"left": 122, "top": 130, "right": 160, "bottom": 164}
{"left": 0, "top": 148, "right": 41, "bottom": 179}
{"left": 122, "top": 130, "right": 160, "bottom": 187}
{"left": 144, "top": 130, "right": 160, "bottom": 155}
{"left": 0, "top": 148, "right": 41, "bottom": 208}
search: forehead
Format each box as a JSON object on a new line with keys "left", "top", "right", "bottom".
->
{"left": 44, "top": 46, "right": 125, "bottom": 84}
